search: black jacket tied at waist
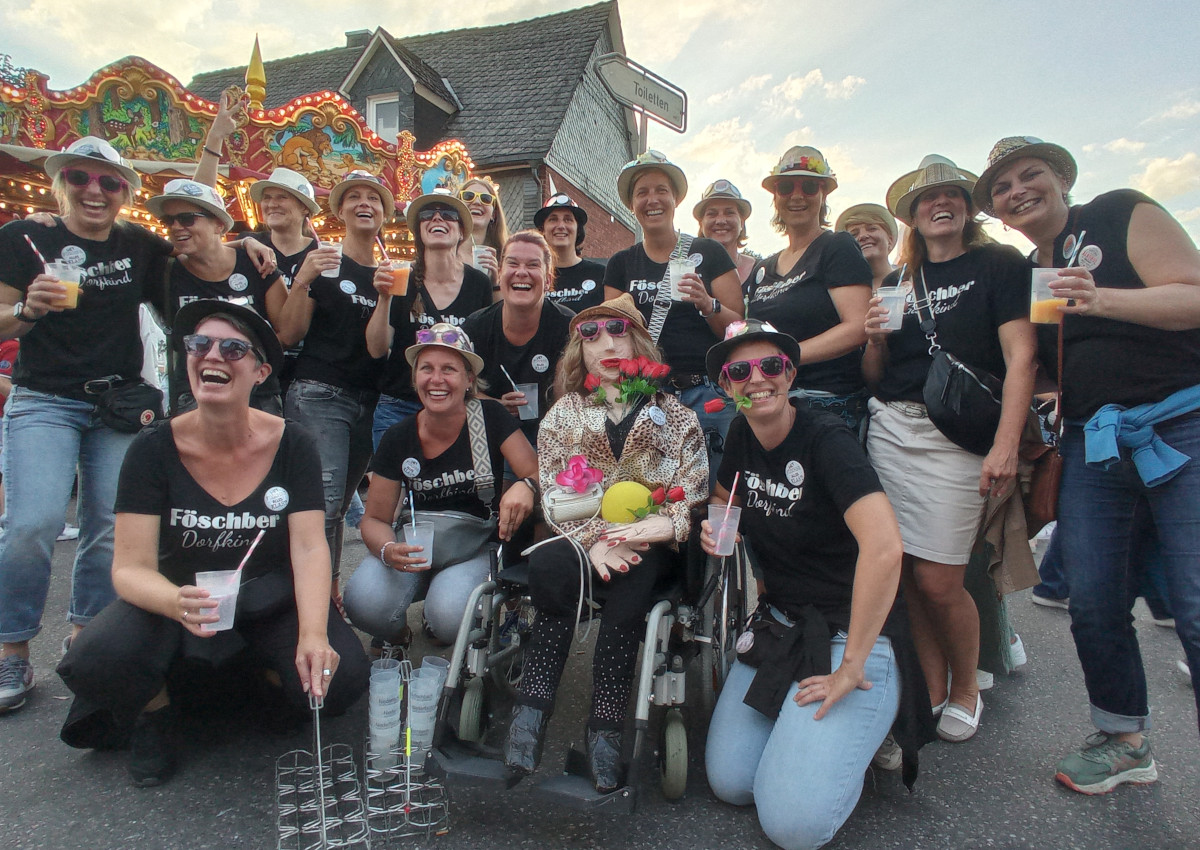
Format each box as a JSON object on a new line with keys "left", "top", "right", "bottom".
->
{"left": 741, "top": 602, "right": 831, "bottom": 719}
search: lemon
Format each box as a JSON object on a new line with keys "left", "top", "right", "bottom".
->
{"left": 601, "top": 481, "right": 652, "bottom": 523}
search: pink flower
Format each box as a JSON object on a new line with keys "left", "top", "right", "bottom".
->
{"left": 555, "top": 454, "right": 603, "bottom": 494}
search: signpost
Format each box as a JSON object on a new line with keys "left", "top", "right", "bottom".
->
{"left": 593, "top": 53, "right": 687, "bottom": 137}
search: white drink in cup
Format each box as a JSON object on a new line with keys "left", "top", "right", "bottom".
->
{"left": 45, "top": 261, "right": 82, "bottom": 309}
{"left": 402, "top": 521, "right": 435, "bottom": 570}
{"left": 707, "top": 504, "right": 743, "bottom": 558}
{"left": 515, "top": 382, "right": 540, "bottom": 421}
{"left": 319, "top": 241, "right": 343, "bottom": 278}
{"left": 194, "top": 569, "right": 242, "bottom": 632}
{"left": 875, "top": 286, "right": 906, "bottom": 331}
{"left": 472, "top": 245, "right": 492, "bottom": 272}
{"left": 667, "top": 259, "right": 692, "bottom": 301}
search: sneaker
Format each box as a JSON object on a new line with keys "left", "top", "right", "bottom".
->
{"left": 1031, "top": 592, "right": 1069, "bottom": 610}
{"left": 56, "top": 524, "right": 80, "bottom": 542}
{"left": 871, "top": 734, "right": 902, "bottom": 771}
{"left": 1009, "top": 633, "right": 1027, "bottom": 668}
{"left": 1178, "top": 659, "right": 1192, "bottom": 683}
{"left": 0, "top": 655, "right": 34, "bottom": 712}
{"left": 129, "top": 707, "right": 177, "bottom": 787}
{"left": 976, "top": 669, "right": 994, "bottom": 690}
{"left": 1055, "top": 733, "right": 1157, "bottom": 795}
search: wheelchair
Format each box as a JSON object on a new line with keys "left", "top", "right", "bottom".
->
{"left": 428, "top": 515, "right": 752, "bottom": 810}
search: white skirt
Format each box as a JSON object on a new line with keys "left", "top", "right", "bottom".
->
{"left": 866, "top": 398, "right": 986, "bottom": 565}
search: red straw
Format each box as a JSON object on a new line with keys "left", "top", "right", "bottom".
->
{"left": 23, "top": 234, "right": 48, "bottom": 271}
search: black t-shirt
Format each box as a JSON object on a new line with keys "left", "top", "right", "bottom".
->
{"left": 604, "top": 237, "right": 736, "bottom": 376}
{"left": 0, "top": 219, "right": 172, "bottom": 401}
{"left": 547, "top": 259, "right": 606, "bottom": 312}
{"left": 157, "top": 251, "right": 283, "bottom": 408}
{"left": 114, "top": 419, "right": 325, "bottom": 587}
{"left": 370, "top": 399, "right": 519, "bottom": 518}
{"left": 263, "top": 233, "right": 317, "bottom": 361}
{"left": 1049, "top": 190, "right": 1200, "bottom": 419}
{"left": 461, "top": 299, "right": 573, "bottom": 444}
{"left": 875, "top": 244, "right": 1028, "bottom": 403}
{"left": 718, "top": 401, "right": 882, "bottom": 621}
{"left": 293, "top": 255, "right": 384, "bottom": 393}
{"left": 746, "top": 230, "right": 872, "bottom": 395}
{"left": 379, "top": 266, "right": 493, "bottom": 399}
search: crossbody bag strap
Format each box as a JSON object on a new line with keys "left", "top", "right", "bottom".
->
{"left": 465, "top": 397, "right": 497, "bottom": 514}
{"left": 912, "top": 265, "right": 942, "bottom": 355}
{"left": 646, "top": 232, "right": 694, "bottom": 346}
{"left": 1053, "top": 316, "right": 1064, "bottom": 446}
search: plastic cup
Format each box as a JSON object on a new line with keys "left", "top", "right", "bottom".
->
{"left": 420, "top": 656, "right": 450, "bottom": 693}
{"left": 875, "top": 286, "right": 905, "bottom": 330}
{"left": 667, "top": 258, "right": 692, "bottom": 300}
{"left": 45, "top": 262, "right": 82, "bottom": 309}
{"left": 515, "top": 382, "right": 539, "bottom": 421}
{"left": 707, "top": 504, "right": 742, "bottom": 558}
{"left": 402, "top": 521, "right": 435, "bottom": 571}
{"left": 390, "top": 260, "right": 412, "bottom": 296}
{"left": 472, "top": 245, "right": 491, "bottom": 272}
{"left": 194, "top": 569, "right": 242, "bottom": 632}
{"left": 1030, "top": 268, "right": 1066, "bottom": 324}
{"left": 319, "top": 241, "right": 342, "bottom": 278}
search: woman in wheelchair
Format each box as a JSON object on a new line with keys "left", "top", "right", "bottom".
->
{"left": 700, "top": 319, "right": 933, "bottom": 850}
{"left": 503, "top": 293, "right": 708, "bottom": 792}
{"left": 343, "top": 324, "right": 537, "bottom": 646}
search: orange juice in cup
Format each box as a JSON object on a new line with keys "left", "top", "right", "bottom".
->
{"left": 1030, "top": 268, "right": 1066, "bottom": 324}
{"left": 390, "top": 260, "right": 412, "bottom": 296}
{"left": 46, "top": 262, "right": 82, "bottom": 309}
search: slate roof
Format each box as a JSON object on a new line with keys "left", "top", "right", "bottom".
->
{"left": 188, "top": 2, "right": 619, "bottom": 165}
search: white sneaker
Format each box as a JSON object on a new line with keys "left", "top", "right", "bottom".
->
{"left": 1178, "top": 659, "right": 1192, "bottom": 683}
{"left": 976, "top": 669, "right": 994, "bottom": 690}
{"left": 56, "top": 524, "right": 80, "bottom": 542}
{"left": 1010, "top": 633, "right": 1027, "bottom": 668}
{"left": 871, "top": 734, "right": 902, "bottom": 770}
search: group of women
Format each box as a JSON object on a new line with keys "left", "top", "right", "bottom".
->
{"left": 0, "top": 118, "right": 1196, "bottom": 850}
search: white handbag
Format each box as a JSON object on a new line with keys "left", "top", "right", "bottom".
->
{"left": 543, "top": 482, "right": 604, "bottom": 523}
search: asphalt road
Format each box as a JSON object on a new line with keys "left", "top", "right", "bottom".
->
{"left": 3, "top": 522, "right": 1198, "bottom": 850}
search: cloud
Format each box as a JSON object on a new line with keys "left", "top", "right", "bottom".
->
{"left": 823, "top": 75, "right": 865, "bottom": 99}
{"left": 1132, "top": 152, "right": 1200, "bottom": 200}
{"left": 704, "top": 74, "right": 772, "bottom": 107}
{"left": 1083, "top": 138, "right": 1147, "bottom": 155}
{"left": 1156, "top": 100, "right": 1200, "bottom": 121}
{"left": 1175, "top": 206, "right": 1200, "bottom": 222}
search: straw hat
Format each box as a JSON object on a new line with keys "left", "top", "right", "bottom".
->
{"left": 329, "top": 169, "right": 395, "bottom": 219}
{"left": 692, "top": 179, "right": 752, "bottom": 222}
{"left": 835, "top": 203, "right": 898, "bottom": 242}
{"left": 616, "top": 150, "right": 688, "bottom": 208}
{"left": 44, "top": 136, "right": 142, "bottom": 191}
{"left": 974, "top": 136, "right": 1078, "bottom": 216}
{"left": 705, "top": 319, "right": 801, "bottom": 384}
{"left": 174, "top": 299, "right": 283, "bottom": 374}
{"left": 404, "top": 322, "right": 485, "bottom": 375}
{"left": 404, "top": 188, "right": 472, "bottom": 236}
{"left": 145, "top": 179, "right": 234, "bottom": 230}
{"left": 569, "top": 292, "right": 647, "bottom": 336}
{"left": 249, "top": 167, "right": 321, "bottom": 216}
{"left": 762, "top": 146, "right": 837, "bottom": 193}
{"left": 886, "top": 155, "right": 978, "bottom": 226}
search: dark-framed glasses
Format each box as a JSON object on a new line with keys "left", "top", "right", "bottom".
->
{"left": 183, "top": 334, "right": 260, "bottom": 362}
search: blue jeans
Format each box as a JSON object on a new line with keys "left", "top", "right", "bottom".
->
{"left": 285, "top": 380, "right": 377, "bottom": 577}
{"left": 706, "top": 633, "right": 899, "bottom": 850}
{"left": 371, "top": 394, "right": 421, "bottom": 450}
{"left": 676, "top": 381, "right": 733, "bottom": 489}
{"left": 0, "top": 387, "right": 135, "bottom": 641}
{"left": 1058, "top": 418, "right": 1200, "bottom": 734}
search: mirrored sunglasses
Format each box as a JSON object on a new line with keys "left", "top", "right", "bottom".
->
{"left": 418, "top": 205, "right": 462, "bottom": 223}
{"left": 577, "top": 318, "right": 632, "bottom": 340}
{"left": 183, "top": 334, "right": 260, "bottom": 362}
{"left": 415, "top": 327, "right": 463, "bottom": 345}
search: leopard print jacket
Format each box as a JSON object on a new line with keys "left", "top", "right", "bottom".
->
{"left": 536, "top": 390, "right": 708, "bottom": 550}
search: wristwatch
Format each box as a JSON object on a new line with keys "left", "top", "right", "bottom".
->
{"left": 700, "top": 298, "right": 722, "bottom": 318}
{"left": 12, "top": 301, "right": 39, "bottom": 323}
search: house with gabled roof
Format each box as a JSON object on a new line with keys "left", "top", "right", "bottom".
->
{"left": 188, "top": 1, "right": 640, "bottom": 257}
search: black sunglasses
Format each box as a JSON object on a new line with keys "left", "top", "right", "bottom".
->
{"left": 418, "top": 205, "right": 462, "bottom": 223}
{"left": 774, "top": 177, "right": 823, "bottom": 197}
{"left": 577, "top": 318, "right": 632, "bottom": 340}
{"left": 160, "top": 211, "right": 213, "bottom": 227}
{"left": 63, "top": 168, "right": 127, "bottom": 194}
{"left": 183, "top": 334, "right": 261, "bottom": 362}
{"left": 722, "top": 355, "right": 789, "bottom": 383}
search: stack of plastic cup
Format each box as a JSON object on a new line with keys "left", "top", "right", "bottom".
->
{"left": 369, "top": 659, "right": 403, "bottom": 769}
{"left": 406, "top": 670, "right": 440, "bottom": 760}
{"left": 420, "top": 656, "right": 450, "bottom": 693}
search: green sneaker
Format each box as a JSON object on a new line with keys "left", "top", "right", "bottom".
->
{"left": 1055, "top": 733, "right": 1158, "bottom": 795}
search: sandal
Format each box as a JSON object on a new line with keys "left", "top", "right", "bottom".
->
{"left": 937, "top": 695, "right": 983, "bottom": 742}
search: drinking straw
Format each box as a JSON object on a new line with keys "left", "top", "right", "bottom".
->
{"left": 723, "top": 471, "right": 740, "bottom": 524}
{"left": 23, "top": 234, "right": 47, "bottom": 270}
{"left": 375, "top": 234, "right": 390, "bottom": 261}
{"left": 1065, "top": 230, "right": 1087, "bottom": 268}
{"left": 895, "top": 263, "right": 908, "bottom": 286}
{"left": 409, "top": 488, "right": 417, "bottom": 534}
{"left": 499, "top": 365, "right": 519, "bottom": 392}
{"left": 234, "top": 529, "right": 266, "bottom": 575}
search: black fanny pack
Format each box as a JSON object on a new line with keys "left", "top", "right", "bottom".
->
{"left": 84, "top": 376, "right": 165, "bottom": 434}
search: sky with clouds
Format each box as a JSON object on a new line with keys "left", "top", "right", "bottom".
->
{"left": 4, "top": 0, "right": 1199, "bottom": 255}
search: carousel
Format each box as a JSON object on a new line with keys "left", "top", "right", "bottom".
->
{"left": 0, "top": 46, "right": 480, "bottom": 256}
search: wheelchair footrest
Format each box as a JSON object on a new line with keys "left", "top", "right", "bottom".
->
{"left": 430, "top": 741, "right": 521, "bottom": 789}
{"left": 532, "top": 748, "right": 636, "bottom": 813}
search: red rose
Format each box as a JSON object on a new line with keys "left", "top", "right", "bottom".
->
{"left": 651, "top": 486, "right": 666, "bottom": 505}
{"left": 667, "top": 486, "right": 686, "bottom": 503}
{"left": 637, "top": 355, "right": 651, "bottom": 371}
{"left": 620, "top": 358, "right": 638, "bottom": 375}
{"left": 703, "top": 398, "right": 727, "bottom": 414}
{"left": 584, "top": 374, "right": 601, "bottom": 392}
{"left": 656, "top": 363, "right": 672, "bottom": 379}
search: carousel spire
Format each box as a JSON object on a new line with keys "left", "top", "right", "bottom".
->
{"left": 245, "top": 36, "right": 266, "bottom": 110}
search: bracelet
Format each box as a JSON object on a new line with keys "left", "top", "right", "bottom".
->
{"left": 379, "top": 541, "right": 396, "bottom": 565}
{"left": 519, "top": 476, "right": 540, "bottom": 499}
{"left": 202, "top": 145, "right": 221, "bottom": 158}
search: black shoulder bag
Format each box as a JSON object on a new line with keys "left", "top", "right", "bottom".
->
{"left": 912, "top": 266, "right": 1003, "bottom": 456}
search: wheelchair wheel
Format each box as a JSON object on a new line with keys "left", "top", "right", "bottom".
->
{"left": 458, "top": 676, "right": 486, "bottom": 744}
{"left": 697, "top": 551, "right": 746, "bottom": 714}
{"left": 659, "top": 708, "right": 688, "bottom": 800}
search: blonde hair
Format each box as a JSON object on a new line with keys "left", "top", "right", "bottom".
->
{"left": 50, "top": 170, "right": 135, "bottom": 222}
{"left": 553, "top": 317, "right": 662, "bottom": 401}
{"left": 463, "top": 176, "right": 509, "bottom": 252}
{"left": 410, "top": 347, "right": 482, "bottom": 398}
